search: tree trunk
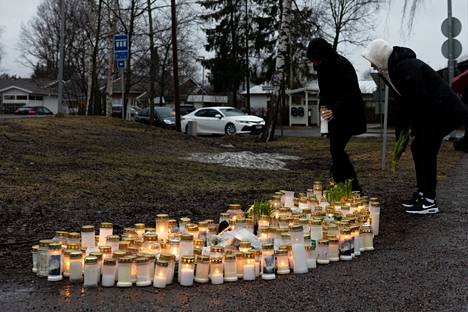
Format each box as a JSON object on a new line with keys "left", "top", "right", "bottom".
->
{"left": 91, "top": 0, "right": 103, "bottom": 115}
{"left": 105, "top": 0, "right": 118, "bottom": 117}
{"left": 147, "top": 0, "right": 156, "bottom": 125}
{"left": 123, "top": 0, "right": 137, "bottom": 120}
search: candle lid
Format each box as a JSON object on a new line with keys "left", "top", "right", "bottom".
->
{"left": 318, "top": 239, "right": 329, "bottom": 245}
{"left": 99, "top": 246, "right": 112, "bottom": 254}
{"left": 100, "top": 222, "right": 113, "bottom": 229}
{"left": 81, "top": 225, "right": 95, "bottom": 232}
{"left": 328, "top": 236, "right": 339, "bottom": 243}
{"left": 103, "top": 258, "right": 117, "bottom": 265}
{"left": 144, "top": 233, "right": 158, "bottom": 242}
{"left": 112, "top": 250, "right": 127, "bottom": 259}
{"left": 228, "top": 204, "right": 241, "bottom": 209}
{"left": 239, "top": 241, "right": 251, "bottom": 249}
{"left": 157, "top": 260, "right": 169, "bottom": 267}
{"left": 275, "top": 249, "right": 288, "bottom": 255}
{"left": 159, "top": 253, "right": 175, "bottom": 262}
{"left": 85, "top": 256, "right": 98, "bottom": 264}
{"left": 258, "top": 227, "right": 269, "bottom": 234}
{"left": 156, "top": 214, "right": 169, "bottom": 220}
{"left": 105, "top": 235, "right": 119, "bottom": 242}
{"left": 304, "top": 233, "right": 311, "bottom": 240}
{"left": 169, "top": 239, "right": 180, "bottom": 245}
{"left": 224, "top": 254, "right": 236, "bottom": 261}
{"left": 236, "top": 218, "right": 246, "bottom": 224}
{"left": 55, "top": 231, "right": 68, "bottom": 238}
{"left": 134, "top": 223, "right": 145, "bottom": 230}
{"left": 310, "top": 219, "right": 322, "bottom": 226}
{"left": 196, "top": 255, "right": 210, "bottom": 263}
{"left": 64, "top": 249, "right": 73, "bottom": 256}
{"left": 142, "top": 253, "right": 156, "bottom": 260}
{"left": 181, "top": 256, "right": 195, "bottom": 264}
{"left": 210, "top": 257, "right": 223, "bottom": 264}
{"left": 89, "top": 252, "right": 103, "bottom": 260}
{"left": 118, "top": 256, "right": 133, "bottom": 264}
{"left": 48, "top": 243, "right": 62, "bottom": 250}
{"left": 119, "top": 241, "right": 130, "bottom": 250}
{"left": 340, "top": 228, "right": 352, "bottom": 235}
{"left": 70, "top": 251, "right": 82, "bottom": 259}
{"left": 68, "top": 232, "right": 81, "bottom": 239}
{"left": 135, "top": 257, "right": 148, "bottom": 264}
{"left": 219, "top": 213, "right": 229, "bottom": 218}
{"left": 127, "top": 246, "right": 139, "bottom": 254}
{"left": 187, "top": 224, "right": 199, "bottom": 231}
{"left": 168, "top": 219, "right": 177, "bottom": 227}
{"left": 244, "top": 252, "right": 255, "bottom": 259}
{"left": 180, "top": 217, "right": 191, "bottom": 224}
{"left": 145, "top": 228, "right": 156, "bottom": 232}
{"left": 235, "top": 252, "right": 244, "bottom": 259}
{"left": 32, "top": 245, "right": 39, "bottom": 252}
{"left": 180, "top": 234, "right": 193, "bottom": 241}
{"left": 210, "top": 246, "right": 224, "bottom": 253}
{"left": 262, "top": 243, "right": 274, "bottom": 250}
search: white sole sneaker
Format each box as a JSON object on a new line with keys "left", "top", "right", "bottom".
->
{"left": 405, "top": 207, "right": 440, "bottom": 214}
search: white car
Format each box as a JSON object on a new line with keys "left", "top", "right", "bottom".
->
{"left": 181, "top": 106, "right": 265, "bottom": 135}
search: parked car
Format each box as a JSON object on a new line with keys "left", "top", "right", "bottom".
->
{"left": 14, "top": 106, "right": 53, "bottom": 115}
{"left": 180, "top": 104, "right": 196, "bottom": 116}
{"left": 135, "top": 107, "right": 176, "bottom": 129}
{"left": 181, "top": 106, "right": 265, "bottom": 135}
{"left": 112, "top": 104, "right": 140, "bottom": 118}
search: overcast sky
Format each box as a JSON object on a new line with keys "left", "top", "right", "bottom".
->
{"left": 1, "top": 0, "right": 468, "bottom": 78}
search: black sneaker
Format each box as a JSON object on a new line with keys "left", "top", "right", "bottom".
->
{"left": 405, "top": 198, "right": 440, "bottom": 215}
{"left": 401, "top": 192, "right": 422, "bottom": 208}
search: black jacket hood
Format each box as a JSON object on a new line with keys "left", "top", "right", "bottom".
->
{"left": 307, "top": 38, "right": 336, "bottom": 62}
{"left": 389, "top": 46, "right": 417, "bottom": 71}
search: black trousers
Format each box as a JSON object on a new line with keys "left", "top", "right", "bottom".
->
{"left": 329, "top": 131, "right": 360, "bottom": 190}
{"left": 411, "top": 131, "right": 444, "bottom": 199}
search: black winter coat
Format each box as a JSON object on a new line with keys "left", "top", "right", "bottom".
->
{"left": 388, "top": 47, "right": 468, "bottom": 136}
{"left": 315, "top": 54, "right": 367, "bottom": 136}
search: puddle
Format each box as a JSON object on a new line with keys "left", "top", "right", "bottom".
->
{"left": 182, "top": 151, "right": 301, "bottom": 170}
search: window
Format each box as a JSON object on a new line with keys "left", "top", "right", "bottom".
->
{"left": 195, "top": 109, "right": 218, "bottom": 118}
{"left": 30, "top": 95, "right": 44, "bottom": 101}
{"left": 4, "top": 95, "right": 15, "bottom": 100}
{"left": 17, "top": 95, "right": 28, "bottom": 100}
{"left": 219, "top": 108, "right": 245, "bottom": 117}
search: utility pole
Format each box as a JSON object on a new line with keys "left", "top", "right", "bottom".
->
{"left": 171, "top": 0, "right": 181, "bottom": 132}
{"left": 57, "top": 0, "right": 65, "bottom": 116}
{"left": 244, "top": 0, "right": 251, "bottom": 114}
{"left": 447, "top": 0, "right": 454, "bottom": 84}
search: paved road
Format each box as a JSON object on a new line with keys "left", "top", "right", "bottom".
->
{"left": 0, "top": 155, "right": 467, "bottom": 311}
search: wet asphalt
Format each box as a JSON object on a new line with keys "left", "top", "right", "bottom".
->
{"left": 0, "top": 157, "right": 467, "bottom": 312}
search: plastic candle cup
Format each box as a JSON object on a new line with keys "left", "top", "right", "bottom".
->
{"left": 328, "top": 223, "right": 339, "bottom": 239}
{"left": 81, "top": 225, "right": 96, "bottom": 251}
{"left": 339, "top": 228, "right": 353, "bottom": 261}
{"left": 193, "top": 239, "right": 204, "bottom": 253}
{"left": 310, "top": 219, "right": 323, "bottom": 249}
{"left": 31, "top": 245, "right": 39, "bottom": 273}
{"left": 194, "top": 255, "right": 210, "bottom": 283}
{"left": 258, "top": 215, "right": 270, "bottom": 228}
{"left": 186, "top": 224, "right": 199, "bottom": 240}
{"left": 179, "top": 217, "right": 191, "bottom": 233}
{"left": 134, "top": 223, "right": 146, "bottom": 240}
{"left": 101, "top": 258, "right": 117, "bottom": 287}
{"left": 317, "top": 239, "right": 330, "bottom": 264}
{"left": 305, "top": 245, "right": 317, "bottom": 269}
{"left": 223, "top": 254, "right": 237, "bottom": 282}
{"left": 313, "top": 181, "right": 323, "bottom": 201}
{"left": 261, "top": 243, "right": 276, "bottom": 280}
{"left": 37, "top": 240, "right": 52, "bottom": 277}
{"left": 290, "top": 224, "right": 308, "bottom": 274}
{"left": 169, "top": 239, "right": 180, "bottom": 261}
{"left": 369, "top": 201, "right": 381, "bottom": 236}
{"left": 327, "top": 236, "right": 340, "bottom": 261}
{"left": 116, "top": 256, "right": 133, "bottom": 287}
{"left": 83, "top": 256, "right": 99, "bottom": 287}
{"left": 98, "top": 222, "right": 113, "bottom": 247}
{"left": 209, "top": 257, "right": 224, "bottom": 285}
{"left": 271, "top": 195, "right": 282, "bottom": 211}
{"left": 179, "top": 234, "right": 194, "bottom": 257}
{"left": 198, "top": 221, "right": 209, "bottom": 245}
{"left": 69, "top": 251, "right": 83, "bottom": 283}
{"left": 298, "top": 197, "right": 308, "bottom": 211}
{"left": 159, "top": 253, "right": 175, "bottom": 284}
{"left": 53, "top": 231, "right": 68, "bottom": 248}
{"left": 276, "top": 248, "right": 290, "bottom": 274}
{"left": 62, "top": 249, "right": 72, "bottom": 277}
{"left": 136, "top": 257, "right": 152, "bottom": 287}
{"left": 127, "top": 256, "right": 137, "bottom": 283}
{"left": 153, "top": 260, "right": 168, "bottom": 288}
{"left": 142, "top": 253, "right": 156, "bottom": 279}
{"left": 142, "top": 233, "right": 160, "bottom": 255}
{"left": 168, "top": 219, "right": 178, "bottom": 238}
{"left": 67, "top": 232, "right": 80, "bottom": 245}
{"left": 283, "top": 191, "right": 295, "bottom": 208}
{"left": 210, "top": 246, "right": 225, "bottom": 258}
{"left": 47, "top": 243, "right": 63, "bottom": 281}
{"left": 352, "top": 225, "right": 361, "bottom": 256}
{"left": 300, "top": 218, "right": 310, "bottom": 234}
{"left": 254, "top": 250, "right": 261, "bottom": 278}
{"left": 239, "top": 241, "right": 251, "bottom": 254}
{"left": 106, "top": 235, "right": 120, "bottom": 253}
{"left": 360, "top": 225, "right": 374, "bottom": 251}
{"left": 179, "top": 256, "right": 195, "bottom": 287}
{"left": 246, "top": 218, "right": 255, "bottom": 233}
{"left": 99, "top": 246, "right": 113, "bottom": 261}
{"left": 279, "top": 216, "right": 289, "bottom": 229}
{"left": 243, "top": 252, "right": 256, "bottom": 281}
{"left": 281, "top": 233, "right": 291, "bottom": 246}
{"left": 235, "top": 252, "right": 245, "bottom": 279}
{"left": 155, "top": 214, "right": 169, "bottom": 242}
{"left": 235, "top": 218, "right": 246, "bottom": 230}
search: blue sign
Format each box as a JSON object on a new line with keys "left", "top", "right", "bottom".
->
{"left": 114, "top": 34, "right": 128, "bottom": 60}
{"left": 116, "top": 60, "right": 126, "bottom": 70}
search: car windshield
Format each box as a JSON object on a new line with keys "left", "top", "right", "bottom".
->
{"left": 219, "top": 108, "right": 246, "bottom": 117}
{"left": 156, "top": 107, "right": 174, "bottom": 119}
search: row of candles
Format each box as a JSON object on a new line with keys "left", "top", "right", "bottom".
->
{"left": 31, "top": 184, "right": 381, "bottom": 288}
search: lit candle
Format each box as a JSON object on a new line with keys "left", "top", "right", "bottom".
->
{"left": 159, "top": 253, "right": 175, "bottom": 284}
{"left": 63, "top": 249, "right": 71, "bottom": 277}
{"left": 194, "top": 255, "right": 210, "bottom": 283}
{"left": 298, "top": 197, "right": 308, "bottom": 211}
{"left": 106, "top": 235, "right": 120, "bottom": 253}
{"left": 186, "top": 224, "right": 199, "bottom": 240}
{"left": 134, "top": 223, "right": 145, "bottom": 239}
{"left": 283, "top": 191, "right": 295, "bottom": 208}
{"left": 81, "top": 225, "right": 95, "bottom": 251}
{"left": 169, "top": 239, "right": 180, "bottom": 260}
{"left": 369, "top": 200, "right": 381, "bottom": 236}
{"left": 209, "top": 257, "right": 224, "bottom": 285}
{"left": 236, "top": 252, "right": 244, "bottom": 279}
{"left": 179, "top": 217, "right": 191, "bottom": 233}
{"left": 155, "top": 214, "right": 169, "bottom": 242}
{"left": 136, "top": 257, "right": 152, "bottom": 287}
{"left": 290, "top": 225, "right": 308, "bottom": 274}
{"left": 98, "top": 222, "right": 113, "bottom": 246}
{"left": 83, "top": 256, "right": 99, "bottom": 287}
{"left": 271, "top": 195, "right": 282, "bottom": 210}
{"left": 305, "top": 245, "right": 317, "bottom": 269}
{"left": 351, "top": 225, "right": 361, "bottom": 256}
{"left": 261, "top": 243, "right": 275, "bottom": 280}
{"left": 242, "top": 252, "right": 256, "bottom": 281}
{"left": 153, "top": 260, "right": 168, "bottom": 288}
{"left": 116, "top": 256, "right": 133, "bottom": 287}
{"left": 327, "top": 236, "right": 340, "bottom": 262}
{"left": 210, "top": 246, "right": 225, "bottom": 258}
{"left": 67, "top": 232, "right": 80, "bottom": 245}
{"left": 69, "top": 251, "right": 83, "bottom": 283}
{"left": 360, "top": 224, "right": 374, "bottom": 251}
{"left": 142, "top": 233, "right": 160, "bottom": 255}
{"left": 101, "top": 258, "right": 117, "bottom": 287}
{"left": 179, "top": 256, "right": 195, "bottom": 286}
{"left": 313, "top": 181, "right": 323, "bottom": 202}
{"left": 276, "top": 249, "right": 290, "bottom": 274}
{"left": 168, "top": 219, "right": 178, "bottom": 238}
{"left": 258, "top": 227, "right": 270, "bottom": 244}
{"left": 238, "top": 241, "right": 251, "bottom": 253}
{"left": 317, "top": 239, "right": 330, "bottom": 264}
{"left": 339, "top": 228, "right": 353, "bottom": 261}
{"left": 223, "top": 254, "right": 237, "bottom": 282}
{"left": 179, "top": 234, "right": 193, "bottom": 257}
{"left": 258, "top": 215, "right": 270, "bottom": 228}
{"left": 99, "top": 246, "right": 113, "bottom": 261}
{"left": 47, "top": 243, "right": 63, "bottom": 282}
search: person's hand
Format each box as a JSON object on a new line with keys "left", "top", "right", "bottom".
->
{"left": 321, "top": 109, "right": 333, "bottom": 121}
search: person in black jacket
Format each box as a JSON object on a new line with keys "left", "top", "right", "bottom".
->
{"left": 307, "top": 38, "right": 367, "bottom": 192}
{"left": 363, "top": 39, "right": 468, "bottom": 214}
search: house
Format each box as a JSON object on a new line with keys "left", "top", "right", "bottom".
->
{"left": 240, "top": 84, "right": 272, "bottom": 117}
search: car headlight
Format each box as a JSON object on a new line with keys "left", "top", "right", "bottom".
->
{"left": 235, "top": 120, "right": 252, "bottom": 124}
{"left": 164, "top": 119, "right": 175, "bottom": 125}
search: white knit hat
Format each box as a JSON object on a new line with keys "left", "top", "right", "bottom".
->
{"left": 362, "top": 39, "right": 393, "bottom": 71}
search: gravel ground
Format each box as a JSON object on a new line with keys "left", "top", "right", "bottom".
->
{"left": 0, "top": 117, "right": 466, "bottom": 311}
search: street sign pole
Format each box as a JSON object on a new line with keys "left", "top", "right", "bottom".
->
{"left": 448, "top": 0, "right": 454, "bottom": 84}
{"left": 114, "top": 34, "right": 129, "bottom": 120}
{"left": 121, "top": 67, "right": 125, "bottom": 120}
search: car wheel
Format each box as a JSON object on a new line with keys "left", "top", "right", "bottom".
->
{"left": 225, "top": 123, "right": 236, "bottom": 136}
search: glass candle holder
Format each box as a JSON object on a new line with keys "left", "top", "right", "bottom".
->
{"left": 84, "top": 256, "right": 98, "bottom": 287}
{"left": 339, "top": 228, "right": 353, "bottom": 261}
{"left": 136, "top": 257, "right": 151, "bottom": 286}
{"left": 31, "top": 245, "right": 39, "bottom": 273}
{"left": 317, "top": 239, "right": 330, "bottom": 264}
{"left": 238, "top": 241, "right": 251, "bottom": 254}
{"left": 63, "top": 249, "right": 71, "bottom": 277}
{"left": 155, "top": 214, "right": 169, "bottom": 242}
{"left": 276, "top": 249, "right": 290, "bottom": 274}
{"left": 101, "top": 258, "right": 117, "bottom": 287}
{"left": 258, "top": 227, "right": 270, "bottom": 244}
{"left": 169, "top": 239, "right": 180, "bottom": 261}
{"left": 153, "top": 260, "right": 168, "bottom": 288}
{"left": 235, "top": 252, "right": 244, "bottom": 278}
{"left": 243, "top": 252, "right": 256, "bottom": 281}
{"left": 261, "top": 243, "right": 275, "bottom": 280}
{"left": 290, "top": 224, "right": 308, "bottom": 274}
{"left": 223, "top": 254, "right": 237, "bottom": 282}
{"left": 194, "top": 255, "right": 210, "bottom": 283}
{"left": 81, "top": 225, "right": 95, "bottom": 251}
{"left": 210, "top": 246, "right": 224, "bottom": 258}
{"left": 47, "top": 243, "right": 62, "bottom": 281}
{"left": 328, "top": 236, "right": 340, "bottom": 261}
{"left": 179, "top": 256, "right": 195, "bottom": 286}
{"left": 134, "top": 223, "right": 145, "bottom": 239}
{"left": 305, "top": 245, "right": 316, "bottom": 269}
{"left": 360, "top": 225, "right": 374, "bottom": 251}
{"left": 258, "top": 215, "right": 270, "bottom": 228}
{"left": 69, "top": 251, "right": 83, "bottom": 283}
{"left": 210, "top": 257, "right": 224, "bottom": 285}
{"left": 142, "top": 233, "right": 160, "bottom": 255}
{"left": 98, "top": 222, "right": 113, "bottom": 247}
{"left": 67, "top": 232, "right": 80, "bottom": 245}
{"left": 105, "top": 235, "right": 120, "bottom": 252}
{"left": 186, "top": 224, "right": 199, "bottom": 240}
{"left": 159, "top": 253, "right": 175, "bottom": 284}
{"left": 179, "top": 217, "right": 191, "bottom": 233}
{"left": 116, "top": 256, "right": 133, "bottom": 287}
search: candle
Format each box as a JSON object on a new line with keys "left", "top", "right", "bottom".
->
{"left": 360, "top": 225, "right": 374, "bottom": 251}
{"left": 210, "top": 246, "right": 225, "bottom": 258}
{"left": 236, "top": 252, "right": 244, "bottom": 278}
{"left": 339, "top": 228, "right": 353, "bottom": 261}
{"left": 310, "top": 219, "right": 323, "bottom": 250}
{"left": 159, "top": 253, "right": 175, "bottom": 284}
{"left": 62, "top": 249, "right": 71, "bottom": 277}
{"left": 153, "top": 260, "right": 168, "bottom": 288}
{"left": 69, "top": 251, "right": 83, "bottom": 283}
{"left": 178, "top": 217, "right": 191, "bottom": 233}
{"left": 31, "top": 245, "right": 39, "bottom": 273}
{"left": 169, "top": 239, "right": 180, "bottom": 260}
{"left": 142, "top": 253, "right": 156, "bottom": 280}
{"left": 258, "top": 215, "right": 270, "bottom": 228}
{"left": 305, "top": 245, "right": 317, "bottom": 269}
{"left": 276, "top": 249, "right": 290, "bottom": 274}
{"left": 81, "top": 225, "right": 95, "bottom": 251}
{"left": 313, "top": 181, "right": 323, "bottom": 202}
{"left": 89, "top": 251, "right": 103, "bottom": 284}
{"left": 351, "top": 225, "right": 361, "bottom": 256}
{"left": 242, "top": 252, "right": 256, "bottom": 281}
{"left": 209, "top": 257, "right": 224, "bottom": 285}
{"left": 136, "top": 257, "right": 152, "bottom": 287}
{"left": 142, "top": 233, "right": 160, "bottom": 255}
{"left": 168, "top": 219, "right": 178, "bottom": 237}
{"left": 101, "top": 258, "right": 117, "bottom": 287}
{"left": 369, "top": 200, "right": 381, "bottom": 236}
{"left": 261, "top": 243, "right": 276, "bottom": 280}
{"left": 98, "top": 222, "right": 113, "bottom": 246}
{"left": 83, "top": 256, "right": 99, "bottom": 287}
{"left": 290, "top": 224, "right": 308, "bottom": 274}
{"left": 128, "top": 255, "right": 137, "bottom": 283}
{"left": 47, "top": 243, "right": 63, "bottom": 281}
{"left": 223, "top": 254, "right": 237, "bottom": 282}
{"left": 186, "top": 224, "right": 199, "bottom": 240}
{"left": 327, "top": 236, "right": 340, "bottom": 262}
{"left": 298, "top": 197, "right": 308, "bottom": 211}
{"left": 67, "top": 232, "right": 80, "bottom": 245}
{"left": 198, "top": 221, "right": 209, "bottom": 245}
{"left": 134, "top": 223, "right": 145, "bottom": 239}
{"left": 194, "top": 255, "right": 210, "bottom": 283}
{"left": 179, "top": 256, "right": 195, "bottom": 286}
{"left": 116, "top": 256, "right": 133, "bottom": 287}
{"left": 254, "top": 250, "right": 261, "bottom": 278}
{"left": 106, "top": 235, "right": 120, "bottom": 253}
{"left": 155, "top": 214, "right": 169, "bottom": 241}
{"left": 283, "top": 191, "right": 295, "bottom": 208}
{"left": 99, "top": 246, "right": 113, "bottom": 261}
{"left": 317, "top": 239, "right": 330, "bottom": 264}
{"left": 239, "top": 241, "right": 251, "bottom": 254}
